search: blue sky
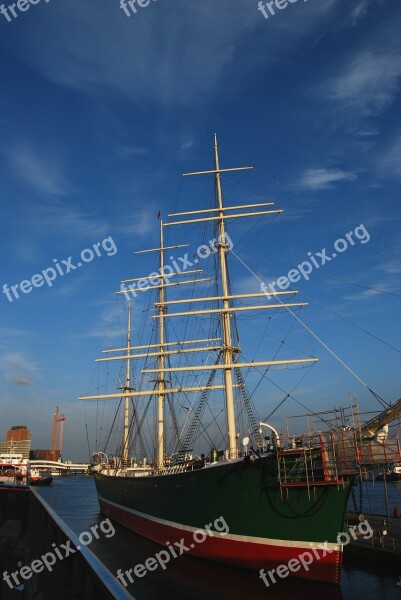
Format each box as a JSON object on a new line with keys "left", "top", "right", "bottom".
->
{"left": 0, "top": 0, "right": 400, "bottom": 461}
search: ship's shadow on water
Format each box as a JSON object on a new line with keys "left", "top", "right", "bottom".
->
{"left": 37, "top": 477, "right": 400, "bottom": 600}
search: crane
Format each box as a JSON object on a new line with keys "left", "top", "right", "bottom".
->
{"left": 58, "top": 413, "right": 66, "bottom": 454}
{"left": 51, "top": 405, "right": 59, "bottom": 453}
{"left": 51, "top": 406, "right": 67, "bottom": 457}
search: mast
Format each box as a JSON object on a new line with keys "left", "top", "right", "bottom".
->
{"left": 214, "top": 134, "right": 237, "bottom": 459}
{"left": 157, "top": 135, "right": 317, "bottom": 459}
{"left": 157, "top": 217, "right": 166, "bottom": 468}
{"left": 122, "top": 300, "right": 132, "bottom": 464}
{"left": 80, "top": 137, "right": 319, "bottom": 464}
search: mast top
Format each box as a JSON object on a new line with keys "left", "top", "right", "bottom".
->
{"left": 183, "top": 134, "right": 252, "bottom": 178}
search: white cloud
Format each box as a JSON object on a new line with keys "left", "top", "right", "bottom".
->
{"left": 299, "top": 168, "right": 357, "bottom": 190}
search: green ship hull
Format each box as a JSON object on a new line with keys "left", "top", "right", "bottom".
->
{"left": 95, "top": 453, "right": 351, "bottom": 584}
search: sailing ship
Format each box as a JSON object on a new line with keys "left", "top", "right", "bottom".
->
{"left": 80, "top": 136, "right": 401, "bottom": 584}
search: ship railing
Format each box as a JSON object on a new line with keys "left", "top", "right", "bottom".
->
{"left": 355, "top": 436, "right": 401, "bottom": 468}
{"left": 279, "top": 429, "right": 401, "bottom": 469}
{"left": 276, "top": 429, "right": 401, "bottom": 499}
{"left": 276, "top": 432, "right": 351, "bottom": 499}
{"left": 370, "top": 532, "right": 401, "bottom": 552}
{"left": 340, "top": 429, "right": 401, "bottom": 469}
{"left": 156, "top": 463, "right": 190, "bottom": 476}
{"left": 157, "top": 449, "right": 251, "bottom": 474}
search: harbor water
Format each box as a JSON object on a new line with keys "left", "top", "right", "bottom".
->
{"left": 36, "top": 477, "right": 401, "bottom": 600}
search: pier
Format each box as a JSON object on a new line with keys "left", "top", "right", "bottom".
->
{"left": 346, "top": 512, "right": 401, "bottom": 566}
{"left": 0, "top": 487, "right": 132, "bottom": 599}
{"left": 30, "top": 460, "right": 89, "bottom": 475}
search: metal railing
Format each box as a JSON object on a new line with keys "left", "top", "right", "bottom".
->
{"left": 26, "top": 487, "right": 134, "bottom": 599}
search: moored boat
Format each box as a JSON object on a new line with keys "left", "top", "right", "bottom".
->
{"left": 0, "top": 453, "right": 30, "bottom": 490}
{"left": 377, "top": 464, "right": 401, "bottom": 481}
{"left": 29, "top": 468, "right": 53, "bottom": 486}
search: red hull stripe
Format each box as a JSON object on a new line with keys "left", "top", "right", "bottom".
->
{"left": 99, "top": 496, "right": 342, "bottom": 584}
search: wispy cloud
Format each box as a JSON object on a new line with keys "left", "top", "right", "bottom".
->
{"left": 6, "top": 2, "right": 254, "bottom": 107}
{"left": 5, "top": 144, "right": 72, "bottom": 196}
{"left": 373, "top": 260, "right": 401, "bottom": 278}
{"left": 25, "top": 201, "right": 109, "bottom": 239}
{"left": 180, "top": 137, "right": 196, "bottom": 150}
{"left": 326, "top": 259, "right": 401, "bottom": 303}
{"left": 15, "top": 377, "right": 32, "bottom": 386}
{"left": 113, "top": 144, "right": 150, "bottom": 159}
{"left": 322, "top": 11, "right": 401, "bottom": 122}
{"left": 299, "top": 168, "right": 357, "bottom": 190}
{"left": 349, "top": 0, "right": 380, "bottom": 25}
{"left": 117, "top": 205, "right": 157, "bottom": 238}
{"left": 73, "top": 303, "right": 125, "bottom": 341}
{"left": 357, "top": 126, "right": 380, "bottom": 137}
{"left": 4, "top": 1, "right": 340, "bottom": 108}
{"left": 350, "top": 0, "right": 370, "bottom": 23}
{"left": 0, "top": 327, "right": 30, "bottom": 343}
{"left": 380, "top": 129, "right": 401, "bottom": 179}
{"left": 0, "top": 352, "right": 40, "bottom": 385}
{"left": 327, "top": 51, "right": 401, "bottom": 116}
{"left": 1, "top": 143, "right": 111, "bottom": 243}
{"left": 342, "top": 287, "right": 387, "bottom": 302}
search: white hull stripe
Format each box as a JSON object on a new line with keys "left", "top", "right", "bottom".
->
{"left": 98, "top": 495, "right": 341, "bottom": 552}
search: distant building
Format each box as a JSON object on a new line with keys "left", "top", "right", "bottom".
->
{"left": 0, "top": 425, "right": 32, "bottom": 459}
{"left": 6, "top": 425, "right": 31, "bottom": 442}
{"left": 30, "top": 449, "right": 60, "bottom": 462}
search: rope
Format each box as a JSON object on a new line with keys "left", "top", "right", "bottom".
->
{"left": 230, "top": 247, "right": 389, "bottom": 409}
{"left": 326, "top": 276, "right": 401, "bottom": 300}
{"left": 304, "top": 293, "right": 401, "bottom": 356}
